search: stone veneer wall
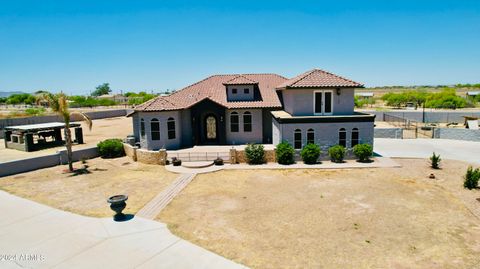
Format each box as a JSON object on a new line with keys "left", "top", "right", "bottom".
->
{"left": 234, "top": 149, "right": 276, "bottom": 163}
{"left": 374, "top": 128, "right": 403, "bottom": 139}
{"left": 123, "top": 143, "right": 167, "bottom": 165}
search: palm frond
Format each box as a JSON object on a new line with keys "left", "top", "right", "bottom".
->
{"left": 71, "top": 112, "right": 93, "bottom": 130}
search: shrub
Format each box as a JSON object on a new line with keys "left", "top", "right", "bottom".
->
{"left": 328, "top": 145, "right": 346, "bottom": 163}
{"left": 245, "top": 143, "right": 265, "bottom": 164}
{"left": 97, "top": 138, "right": 125, "bottom": 158}
{"left": 276, "top": 141, "right": 295, "bottom": 165}
{"left": 464, "top": 166, "right": 480, "bottom": 190}
{"left": 300, "top": 143, "right": 321, "bottom": 164}
{"left": 430, "top": 152, "right": 441, "bottom": 169}
{"left": 353, "top": 143, "right": 373, "bottom": 162}
{"left": 172, "top": 157, "right": 182, "bottom": 166}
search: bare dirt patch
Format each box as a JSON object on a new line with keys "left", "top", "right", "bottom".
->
{"left": 0, "top": 156, "right": 177, "bottom": 217}
{"left": 159, "top": 159, "right": 480, "bottom": 269}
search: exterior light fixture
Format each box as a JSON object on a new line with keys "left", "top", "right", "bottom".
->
{"left": 336, "top": 88, "right": 341, "bottom": 95}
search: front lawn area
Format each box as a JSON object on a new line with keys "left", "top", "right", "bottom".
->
{"left": 158, "top": 159, "right": 480, "bottom": 269}
{"left": 0, "top": 156, "right": 177, "bottom": 217}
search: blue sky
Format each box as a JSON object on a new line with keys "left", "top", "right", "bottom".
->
{"left": 0, "top": 0, "right": 479, "bottom": 94}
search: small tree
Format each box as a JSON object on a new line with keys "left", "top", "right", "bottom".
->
{"left": 276, "top": 141, "right": 295, "bottom": 165}
{"left": 430, "top": 152, "right": 441, "bottom": 169}
{"left": 245, "top": 143, "right": 265, "bottom": 164}
{"left": 38, "top": 93, "right": 92, "bottom": 172}
{"left": 300, "top": 143, "right": 321, "bottom": 164}
{"left": 464, "top": 166, "right": 480, "bottom": 190}
{"left": 353, "top": 143, "right": 373, "bottom": 162}
{"left": 91, "top": 83, "right": 111, "bottom": 97}
{"left": 328, "top": 145, "right": 346, "bottom": 163}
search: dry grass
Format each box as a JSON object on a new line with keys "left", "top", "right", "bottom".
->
{"left": 159, "top": 159, "right": 480, "bottom": 269}
{"left": 0, "top": 156, "right": 177, "bottom": 217}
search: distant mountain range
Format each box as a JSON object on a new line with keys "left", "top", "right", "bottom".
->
{"left": 0, "top": 91, "right": 24, "bottom": 98}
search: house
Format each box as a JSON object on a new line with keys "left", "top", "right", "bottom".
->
{"left": 129, "top": 69, "right": 375, "bottom": 151}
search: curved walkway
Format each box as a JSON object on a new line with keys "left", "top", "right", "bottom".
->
{"left": 374, "top": 138, "right": 480, "bottom": 164}
{"left": 0, "top": 190, "right": 246, "bottom": 269}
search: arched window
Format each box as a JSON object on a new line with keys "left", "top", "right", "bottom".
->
{"left": 294, "top": 129, "right": 302, "bottom": 149}
{"left": 351, "top": 128, "right": 359, "bottom": 147}
{"left": 307, "top": 129, "right": 315, "bottom": 144}
{"left": 150, "top": 118, "right": 160, "bottom": 140}
{"left": 140, "top": 118, "right": 145, "bottom": 139}
{"left": 167, "top": 117, "right": 176, "bottom": 140}
{"left": 243, "top": 111, "right": 252, "bottom": 132}
{"left": 339, "top": 128, "right": 346, "bottom": 147}
{"left": 230, "top": 112, "right": 239, "bottom": 132}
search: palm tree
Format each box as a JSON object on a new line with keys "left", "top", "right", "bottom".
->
{"left": 38, "top": 93, "right": 92, "bottom": 172}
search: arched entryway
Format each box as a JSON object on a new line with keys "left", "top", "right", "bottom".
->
{"left": 190, "top": 98, "right": 226, "bottom": 145}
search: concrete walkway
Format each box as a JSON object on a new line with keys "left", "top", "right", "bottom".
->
{"left": 374, "top": 138, "right": 480, "bottom": 164}
{"left": 136, "top": 173, "right": 196, "bottom": 219}
{"left": 0, "top": 190, "right": 246, "bottom": 269}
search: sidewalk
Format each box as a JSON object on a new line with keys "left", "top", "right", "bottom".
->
{"left": 0, "top": 190, "right": 246, "bottom": 269}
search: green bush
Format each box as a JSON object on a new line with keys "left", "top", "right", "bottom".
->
{"left": 300, "top": 143, "right": 321, "bottom": 164}
{"left": 245, "top": 143, "right": 265, "bottom": 164}
{"left": 276, "top": 141, "right": 295, "bottom": 165}
{"left": 464, "top": 166, "right": 480, "bottom": 190}
{"left": 328, "top": 145, "right": 346, "bottom": 163}
{"left": 430, "top": 152, "right": 441, "bottom": 169}
{"left": 353, "top": 143, "right": 373, "bottom": 162}
{"left": 25, "top": 107, "right": 46, "bottom": 116}
{"left": 97, "top": 139, "right": 125, "bottom": 158}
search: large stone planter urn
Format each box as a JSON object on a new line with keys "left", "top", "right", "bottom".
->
{"left": 107, "top": 194, "right": 128, "bottom": 221}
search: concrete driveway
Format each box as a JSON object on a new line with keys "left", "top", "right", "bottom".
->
{"left": 0, "top": 191, "right": 246, "bottom": 269}
{"left": 374, "top": 138, "right": 480, "bottom": 165}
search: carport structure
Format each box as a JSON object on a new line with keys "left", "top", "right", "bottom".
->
{"left": 4, "top": 122, "right": 83, "bottom": 152}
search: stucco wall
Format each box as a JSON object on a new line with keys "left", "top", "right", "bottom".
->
{"left": 281, "top": 88, "right": 355, "bottom": 116}
{"left": 433, "top": 128, "right": 480, "bottom": 142}
{"left": 272, "top": 118, "right": 374, "bottom": 151}
{"left": 136, "top": 111, "right": 182, "bottom": 150}
{"left": 225, "top": 109, "right": 263, "bottom": 145}
{"left": 180, "top": 109, "right": 193, "bottom": 148}
{"left": 226, "top": 85, "right": 255, "bottom": 101}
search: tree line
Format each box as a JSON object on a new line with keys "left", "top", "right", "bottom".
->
{"left": 381, "top": 88, "right": 479, "bottom": 109}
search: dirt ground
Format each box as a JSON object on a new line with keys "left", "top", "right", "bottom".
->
{"left": 0, "top": 116, "right": 132, "bottom": 162}
{"left": 159, "top": 159, "right": 480, "bottom": 269}
{"left": 0, "top": 156, "right": 177, "bottom": 217}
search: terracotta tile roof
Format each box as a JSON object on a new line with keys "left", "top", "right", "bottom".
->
{"left": 223, "top": 75, "right": 258, "bottom": 85}
{"left": 135, "top": 73, "right": 287, "bottom": 111}
{"left": 277, "top": 69, "right": 363, "bottom": 89}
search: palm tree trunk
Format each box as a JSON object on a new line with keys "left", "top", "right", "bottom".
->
{"left": 64, "top": 125, "right": 74, "bottom": 172}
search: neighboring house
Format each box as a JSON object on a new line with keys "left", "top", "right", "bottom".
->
{"left": 129, "top": 69, "right": 375, "bottom": 151}
{"left": 96, "top": 94, "right": 129, "bottom": 103}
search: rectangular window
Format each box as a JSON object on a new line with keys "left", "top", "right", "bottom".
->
{"left": 351, "top": 129, "right": 359, "bottom": 147}
{"left": 151, "top": 121, "right": 160, "bottom": 141}
{"left": 314, "top": 92, "right": 322, "bottom": 114}
{"left": 294, "top": 130, "right": 302, "bottom": 149}
{"left": 244, "top": 88, "right": 249, "bottom": 94}
{"left": 167, "top": 120, "right": 176, "bottom": 139}
{"left": 231, "top": 114, "right": 239, "bottom": 132}
{"left": 243, "top": 113, "right": 252, "bottom": 132}
{"left": 232, "top": 88, "right": 237, "bottom": 94}
{"left": 314, "top": 90, "right": 333, "bottom": 115}
{"left": 324, "top": 91, "right": 332, "bottom": 114}
{"left": 339, "top": 131, "right": 346, "bottom": 147}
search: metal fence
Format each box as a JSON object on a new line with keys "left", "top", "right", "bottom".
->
{"left": 167, "top": 151, "right": 230, "bottom": 162}
{"left": 383, "top": 113, "right": 434, "bottom": 139}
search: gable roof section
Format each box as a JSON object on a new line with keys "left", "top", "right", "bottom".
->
{"left": 135, "top": 73, "right": 287, "bottom": 111}
{"left": 223, "top": 75, "right": 258, "bottom": 85}
{"left": 277, "top": 69, "right": 363, "bottom": 89}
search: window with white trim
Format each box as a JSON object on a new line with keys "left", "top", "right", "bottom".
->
{"left": 307, "top": 128, "right": 315, "bottom": 144}
{"left": 230, "top": 112, "right": 239, "bottom": 132}
{"left": 243, "top": 111, "right": 252, "bottom": 132}
{"left": 294, "top": 129, "right": 302, "bottom": 149}
{"left": 351, "top": 128, "right": 359, "bottom": 147}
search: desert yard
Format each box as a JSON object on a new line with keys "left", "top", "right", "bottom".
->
{"left": 0, "top": 156, "right": 177, "bottom": 217}
{"left": 0, "top": 116, "right": 132, "bottom": 162}
{"left": 159, "top": 159, "right": 480, "bottom": 269}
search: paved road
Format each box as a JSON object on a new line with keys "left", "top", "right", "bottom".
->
{"left": 374, "top": 138, "right": 480, "bottom": 164}
{"left": 0, "top": 191, "right": 246, "bottom": 269}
